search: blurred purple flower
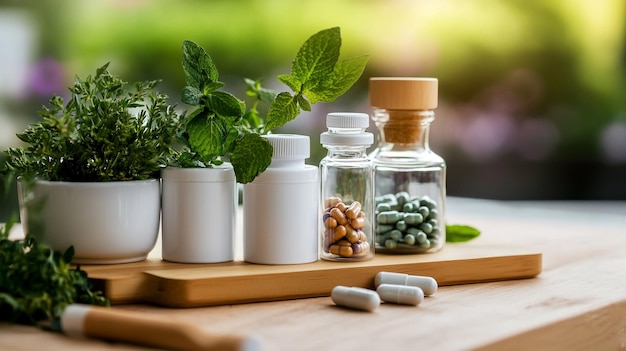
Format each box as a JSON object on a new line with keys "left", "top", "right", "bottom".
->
{"left": 25, "top": 57, "right": 67, "bottom": 99}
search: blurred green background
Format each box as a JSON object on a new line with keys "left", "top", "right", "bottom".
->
{"left": 1, "top": 0, "right": 625, "bottom": 220}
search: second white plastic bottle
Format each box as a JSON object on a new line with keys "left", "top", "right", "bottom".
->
{"left": 243, "top": 134, "right": 319, "bottom": 264}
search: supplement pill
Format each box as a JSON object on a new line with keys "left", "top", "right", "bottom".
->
{"left": 374, "top": 271, "right": 438, "bottom": 296}
{"left": 345, "top": 201, "right": 362, "bottom": 219}
{"left": 331, "top": 286, "right": 380, "bottom": 312}
{"left": 376, "top": 284, "right": 424, "bottom": 306}
{"left": 330, "top": 207, "right": 348, "bottom": 225}
{"left": 377, "top": 211, "right": 401, "bottom": 224}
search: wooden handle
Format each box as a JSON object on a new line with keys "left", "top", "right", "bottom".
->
{"left": 61, "top": 304, "right": 261, "bottom": 351}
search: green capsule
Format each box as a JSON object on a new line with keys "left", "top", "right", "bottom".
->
{"left": 420, "top": 238, "right": 431, "bottom": 248}
{"left": 402, "top": 202, "right": 416, "bottom": 213}
{"left": 376, "top": 203, "right": 392, "bottom": 212}
{"left": 420, "top": 196, "right": 437, "bottom": 210}
{"left": 389, "top": 229, "right": 403, "bottom": 241}
{"left": 428, "top": 228, "right": 441, "bottom": 239}
{"left": 403, "top": 234, "right": 416, "bottom": 245}
{"left": 416, "top": 231, "right": 428, "bottom": 244}
{"left": 419, "top": 222, "right": 433, "bottom": 234}
{"left": 396, "top": 191, "right": 410, "bottom": 206}
{"left": 404, "top": 213, "right": 424, "bottom": 225}
{"left": 406, "top": 227, "right": 422, "bottom": 236}
{"left": 377, "top": 211, "right": 402, "bottom": 224}
{"left": 376, "top": 224, "right": 395, "bottom": 234}
{"left": 381, "top": 194, "right": 397, "bottom": 203}
{"left": 417, "top": 206, "right": 430, "bottom": 218}
{"left": 385, "top": 239, "right": 398, "bottom": 249}
{"left": 428, "top": 209, "right": 439, "bottom": 220}
{"left": 428, "top": 218, "right": 438, "bottom": 227}
{"left": 395, "top": 220, "right": 408, "bottom": 232}
{"left": 376, "top": 233, "right": 391, "bottom": 246}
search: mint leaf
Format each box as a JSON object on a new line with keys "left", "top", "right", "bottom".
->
{"left": 296, "top": 94, "right": 311, "bottom": 112}
{"left": 277, "top": 74, "right": 302, "bottom": 93}
{"left": 231, "top": 133, "right": 272, "bottom": 184}
{"left": 203, "top": 81, "right": 225, "bottom": 94}
{"left": 187, "top": 113, "right": 227, "bottom": 161}
{"left": 264, "top": 92, "right": 300, "bottom": 131}
{"left": 245, "top": 78, "right": 279, "bottom": 104}
{"left": 305, "top": 55, "right": 369, "bottom": 104}
{"left": 206, "top": 91, "right": 245, "bottom": 122}
{"left": 182, "top": 40, "right": 219, "bottom": 90}
{"left": 182, "top": 86, "right": 203, "bottom": 105}
{"left": 446, "top": 224, "right": 481, "bottom": 243}
{"left": 289, "top": 27, "right": 340, "bottom": 91}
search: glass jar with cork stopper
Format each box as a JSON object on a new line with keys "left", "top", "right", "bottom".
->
{"left": 369, "top": 77, "right": 446, "bottom": 254}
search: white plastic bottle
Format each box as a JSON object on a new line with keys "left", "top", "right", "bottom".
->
{"left": 243, "top": 134, "right": 319, "bottom": 264}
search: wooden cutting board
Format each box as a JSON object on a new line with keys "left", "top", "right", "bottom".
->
{"left": 81, "top": 244, "right": 542, "bottom": 308}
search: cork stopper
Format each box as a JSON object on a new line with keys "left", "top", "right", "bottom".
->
{"left": 369, "top": 77, "right": 438, "bottom": 110}
{"left": 369, "top": 78, "right": 438, "bottom": 144}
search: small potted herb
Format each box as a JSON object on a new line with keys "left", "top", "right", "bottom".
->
{"left": 2, "top": 64, "right": 179, "bottom": 264}
{"left": 161, "top": 27, "right": 369, "bottom": 263}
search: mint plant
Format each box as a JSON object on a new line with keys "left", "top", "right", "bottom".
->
{"left": 174, "top": 27, "right": 369, "bottom": 183}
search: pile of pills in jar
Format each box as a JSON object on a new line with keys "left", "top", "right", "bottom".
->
{"left": 374, "top": 192, "right": 441, "bottom": 251}
{"left": 323, "top": 197, "right": 370, "bottom": 258}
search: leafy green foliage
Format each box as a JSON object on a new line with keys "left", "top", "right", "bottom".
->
{"left": 173, "top": 40, "right": 247, "bottom": 170}
{"left": 446, "top": 224, "right": 481, "bottom": 243}
{"left": 176, "top": 27, "right": 368, "bottom": 184}
{"left": 1, "top": 63, "right": 179, "bottom": 182}
{"left": 0, "top": 218, "right": 109, "bottom": 325}
{"left": 266, "top": 27, "right": 369, "bottom": 130}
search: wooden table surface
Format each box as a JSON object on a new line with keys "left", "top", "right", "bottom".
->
{"left": 2, "top": 197, "right": 625, "bottom": 351}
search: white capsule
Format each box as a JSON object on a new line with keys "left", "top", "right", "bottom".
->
{"left": 376, "top": 284, "right": 424, "bottom": 306}
{"left": 331, "top": 286, "right": 380, "bottom": 312}
{"left": 375, "top": 271, "right": 438, "bottom": 296}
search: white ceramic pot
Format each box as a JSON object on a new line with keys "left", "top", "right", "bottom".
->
{"left": 18, "top": 179, "right": 160, "bottom": 264}
{"left": 161, "top": 164, "right": 236, "bottom": 263}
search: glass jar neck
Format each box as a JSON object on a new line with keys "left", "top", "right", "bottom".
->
{"left": 372, "top": 109, "right": 434, "bottom": 151}
{"left": 323, "top": 145, "right": 369, "bottom": 159}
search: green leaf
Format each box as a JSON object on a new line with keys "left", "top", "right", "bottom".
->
{"left": 203, "top": 81, "right": 225, "bottom": 94}
{"left": 231, "top": 133, "right": 272, "bottom": 184}
{"left": 264, "top": 92, "right": 300, "bottom": 131}
{"left": 277, "top": 74, "right": 302, "bottom": 93}
{"left": 182, "top": 40, "right": 219, "bottom": 90}
{"left": 187, "top": 113, "right": 227, "bottom": 160}
{"left": 206, "top": 91, "right": 245, "bottom": 122}
{"left": 242, "top": 110, "right": 261, "bottom": 129}
{"left": 304, "top": 55, "right": 369, "bottom": 104}
{"left": 290, "top": 27, "right": 341, "bottom": 90}
{"left": 62, "top": 246, "right": 75, "bottom": 264}
{"left": 181, "top": 86, "right": 203, "bottom": 105}
{"left": 446, "top": 224, "right": 481, "bottom": 243}
{"left": 296, "top": 94, "right": 311, "bottom": 112}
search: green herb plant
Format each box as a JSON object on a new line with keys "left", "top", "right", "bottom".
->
{"left": 0, "top": 216, "right": 109, "bottom": 325}
{"left": 173, "top": 27, "right": 369, "bottom": 183}
{"left": 2, "top": 63, "right": 179, "bottom": 182}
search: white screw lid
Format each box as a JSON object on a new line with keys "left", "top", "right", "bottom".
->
{"left": 321, "top": 112, "right": 374, "bottom": 146}
{"left": 263, "top": 134, "right": 310, "bottom": 159}
{"left": 326, "top": 112, "right": 370, "bottom": 129}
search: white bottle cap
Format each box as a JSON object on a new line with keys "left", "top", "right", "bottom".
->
{"left": 263, "top": 134, "right": 310, "bottom": 160}
{"left": 326, "top": 112, "right": 370, "bottom": 129}
{"left": 321, "top": 112, "right": 374, "bottom": 146}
